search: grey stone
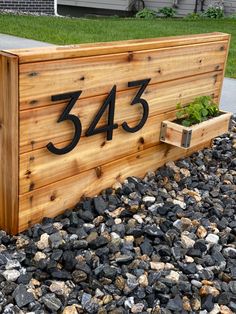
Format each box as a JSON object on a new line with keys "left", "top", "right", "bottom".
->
{"left": 13, "top": 284, "right": 35, "bottom": 308}
{"left": 42, "top": 293, "right": 62, "bottom": 311}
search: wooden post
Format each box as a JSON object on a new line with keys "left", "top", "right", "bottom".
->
{"left": 0, "top": 53, "right": 19, "bottom": 234}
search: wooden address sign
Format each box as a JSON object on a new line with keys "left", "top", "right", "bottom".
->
{"left": 0, "top": 32, "right": 230, "bottom": 234}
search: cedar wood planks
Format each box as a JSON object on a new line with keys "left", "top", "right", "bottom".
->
{"left": 19, "top": 41, "right": 227, "bottom": 109}
{"left": 0, "top": 32, "right": 231, "bottom": 233}
{"left": 0, "top": 53, "right": 19, "bottom": 234}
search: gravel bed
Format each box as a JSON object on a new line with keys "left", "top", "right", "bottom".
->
{"left": 0, "top": 119, "right": 236, "bottom": 314}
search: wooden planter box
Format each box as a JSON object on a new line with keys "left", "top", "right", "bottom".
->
{"left": 0, "top": 32, "right": 230, "bottom": 234}
{"left": 160, "top": 111, "right": 232, "bottom": 148}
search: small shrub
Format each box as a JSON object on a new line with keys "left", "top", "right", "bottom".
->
{"left": 136, "top": 8, "right": 157, "bottom": 19}
{"left": 176, "top": 96, "right": 219, "bottom": 127}
{"left": 202, "top": 5, "right": 224, "bottom": 19}
{"left": 184, "top": 12, "right": 202, "bottom": 20}
{"left": 228, "top": 13, "right": 236, "bottom": 19}
{"left": 158, "top": 7, "right": 176, "bottom": 18}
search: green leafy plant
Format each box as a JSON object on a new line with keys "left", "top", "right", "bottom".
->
{"left": 176, "top": 96, "right": 220, "bottom": 127}
{"left": 158, "top": 7, "right": 176, "bottom": 18}
{"left": 136, "top": 8, "right": 157, "bottom": 19}
{"left": 202, "top": 5, "right": 224, "bottom": 19}
{"left": 184, "top": 12, "right": 202, "bottom": 20}
{"left": 228, "top": 13, "right": 236, "bottom": 19}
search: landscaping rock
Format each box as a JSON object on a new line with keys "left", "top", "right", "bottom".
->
{"left": 0, "top": 127, "right": 235, "bottom": 312}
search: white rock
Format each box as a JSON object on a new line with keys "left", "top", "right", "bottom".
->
{"left": 181, "top": 235, "right": 195, "bottom": 248}
{"left": 205, "top": 234, "right": 219, "bottom": 244}
{"left": 95, "top": 288, "right": 104, "bottom": 298}
{"left": 5, "top": 260, "right": 21, "bottom": 270}
{"left": 124, "top": 297, "right": 134, "bottom": 309}
{"left": 143, "top": 196, "right": 156, "bottom": 203}
{"left": 133, "top": 215, "right": 144, "bottom": 224}
{"left": 36, "top": 233, "right": 49, "bottom": 250}
{"left": 131, "top": 303, "right": 145, "bottom": 313}
{"left": 2, "top": 269, "right": 20, "bottom": 281}
{"left": 62, "top": 305, "right": 79, "bottom": 314}
{"left": 166, "top": 161, "right": 180, "bottom": 173}
{"left": 110, "top": 232, "right": 121, "bottom": 240}
{"left": 138, "top": 274, "right": 148, "bottom": 287}
{"left": 180, "top": 168, "right": 191, "bottom": 177}
{"left": 50, "top": 281, "right": 71, "bottom": 297}
{"left": 209, "top": 304, "right": 220, "bottom": 314}
{"left": 166, "top": 270, "right": 180, "bottom": 282}
{"left": 34, "top": 252, "right": 47, "bottom": 262}
{"left": 185, "top": 255, "right": 194, "bottom": 263}
{"left": 165, "top": 263, "right": 175, "bottom": 270}
{"left": 173, "top": 199, "right": 186, "bottom": 209}
{"left": 150, "top": 262, "right": 165, "bottom": 271}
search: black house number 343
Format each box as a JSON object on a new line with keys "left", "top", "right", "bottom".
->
{"left": 46, "top": 78, "right": 151, "bottom": 155}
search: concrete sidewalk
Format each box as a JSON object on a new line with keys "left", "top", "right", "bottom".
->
{"left": 0, "top": 33, "right": 54, "bottom": 49}
{"left": 0, "top": 33, "right": 235, "bottom": 113}
{"left": 220, "top": 78, "right": 236, "bottom": 114}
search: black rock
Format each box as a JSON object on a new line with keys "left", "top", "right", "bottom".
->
{"left": 140, "top": 239, "right": 153, "bottom": 256}
{"left": 42, "top": 293, "right": 62, "bottom": 312}
{"left": 49, "top": 232, "right": 63, "bottom": 249}
{"left": 72, "top": 270, "right": 87, "bottom": 283}
{"left": 144, "top": 225, "right": 164, "bottom": 238}
{"left": 201, "top": 295, "right": 214, "bottom": 312}
{"left": 89, "top": 236, "right": 109, "bottom": 249}
{"left": 115, "top": 255, "right": 133, "bottom": 264}
{"left": 94, "top": 196, "right": 107, "bottom": 215}
{"left": 13, "top": 284, "right": 35, "bottom": 308}
{"left": 51, "top": 269, "right": 72, "bottom": 280}
{"left": 166, "top": 295, "right": 183, "bottom": 311}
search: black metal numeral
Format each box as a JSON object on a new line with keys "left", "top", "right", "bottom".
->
{"left": 46, "top": 91, "right": 82, "bottom": 155}
{"left": 86, "top": 85, "right": 118, "bottom": 141}
{"left": 122, "top": 78, "right": 151, "bottom": 133}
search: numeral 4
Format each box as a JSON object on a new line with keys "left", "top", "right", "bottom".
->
{"left": 86, "top": 85, "right": 118, "bottom": 141}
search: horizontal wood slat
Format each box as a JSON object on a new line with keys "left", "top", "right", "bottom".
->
{"left": 18, "top": 140, "right": 211, "bottom": 232}
{"left": 19, "top": 71, "right": 221, "bottom": 153}
{"left": 19, "top": 41, "right": 227, "bottom": 110}
{"left": 7, "top": 32, "right": 229, "bottom": 64}
{"left": 19, "top": 111, "right": 175, "bottom": 194}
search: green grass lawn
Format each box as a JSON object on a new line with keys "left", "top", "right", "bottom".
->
{"left": 0, "top": 14, "right": 235, "bottom": 78}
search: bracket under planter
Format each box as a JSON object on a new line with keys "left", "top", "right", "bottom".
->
{"left": 160, "top": 111, "right": 233, "bottom": 149}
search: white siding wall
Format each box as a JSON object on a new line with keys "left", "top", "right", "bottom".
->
{"left": 58, "top": 0, "right": 131, "bottom": 11}
{"left": 145, "top": 0, "right": 196, "bottom": 17}
{"left": 203, "top": 0, "right": 236, "bottom": 15}
{"left": 145, "top": 0, "right": 236, "bottom": 16}
{"left": 58, "top": 0, "right": 236, "bottom": 15}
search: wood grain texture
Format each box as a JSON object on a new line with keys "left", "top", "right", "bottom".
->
{"left": 19, "top": 71, "right": 221, "bottom": 153}
{"left": 19, "top": 111, "right": 176, "bottom": 194}
{"left": 18, "top": 140, "right": 211, "bottom": 232}
{"left": 217, "top": 34, "right": 231, "bottom": 103}
{"left": 7, "top": 32, "right": 230, "bottom": 64}
{"left": 161, "top": 112, "right": 232, "bottom": 148}
{"left": 19, "top": 41, "right": 227, "bottom": 110}
{"left": 0, "top": 53, "right": 19, "bottom": 234}
{"left": 0, "top": 33, "right": 230, "bottom": 234}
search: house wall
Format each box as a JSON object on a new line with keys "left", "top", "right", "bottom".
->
{"left": 58, "top": 0, "right": 131, "bottom": 11}
{"left": 145, "top": 0, "right": 196, "bottom": 17}
{"left": 58, "top": 0, "right": 236, "bottom": 16}
{"left": 203, "top": 0, "right": 236, "bottom": 15}
{"left": 145, "top": 0, "right": 236, "bottom": 16}
{"left": 0, "top": 0, "right": 55, "bottom": 15}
